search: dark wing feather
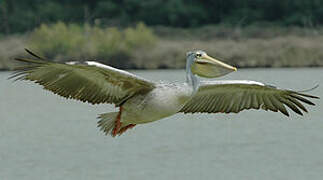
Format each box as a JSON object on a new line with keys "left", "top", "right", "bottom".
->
{"left": 10, "top": 49, "right": 156, "bottom": 105}
{"left": 180, "top": 80, "right": 319, "bottom": 116}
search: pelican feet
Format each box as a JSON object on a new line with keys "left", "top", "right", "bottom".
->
{"left": 118, "top": 124, "right": 136, "bottom": 135}
{"left": 112, "top": 107, "right": 122, "bottom": 137}
{"left": 111, "top": 106, "right": 136, "bottom": 137}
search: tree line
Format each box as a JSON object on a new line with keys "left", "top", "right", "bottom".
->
{"left": 1, "top": 0, "right": 323, "bottom": 34}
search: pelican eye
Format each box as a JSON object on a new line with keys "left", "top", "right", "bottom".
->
{"left": 196, "top": 53, "right": 202, "bottom": 58}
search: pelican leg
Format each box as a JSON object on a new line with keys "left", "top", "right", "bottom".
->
{"left": 118, "top": 124, "right": 136, "bottom": 135}
{"left": 112, "top": 106, "right": 123, "bottom": 137}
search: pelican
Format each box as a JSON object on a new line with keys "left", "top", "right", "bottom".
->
{"left": 11, "top": 49, "right": 319, "bottom": 137}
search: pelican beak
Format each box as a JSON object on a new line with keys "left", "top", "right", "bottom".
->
{"left": 191, "top": 54, "right": 237, "bottom": 78}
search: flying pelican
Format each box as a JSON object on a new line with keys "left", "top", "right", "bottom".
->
{"left": 11, "top": 49, "right": 319, "bottom": 137}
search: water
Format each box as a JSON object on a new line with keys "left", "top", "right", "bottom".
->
{"left": 0, "top": 68, "right": 322, "bottom": 180}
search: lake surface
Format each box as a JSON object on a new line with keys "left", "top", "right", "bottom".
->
{"left": 0, "top": 68, "right": 322, "bottom": 180}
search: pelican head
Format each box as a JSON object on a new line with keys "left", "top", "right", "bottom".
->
{"left": 187, "top": 50, "right": 237, "bottom": 78}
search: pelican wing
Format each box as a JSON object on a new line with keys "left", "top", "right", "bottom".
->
{"left": 11, "top": 50, "right": 155, "bottom": 105}
{"left": 180, "top": 80, "right": 319, "bottom": 116}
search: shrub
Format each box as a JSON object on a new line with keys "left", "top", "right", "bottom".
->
{"left": 28, "top": 22, "right": 157, "bottom": 67}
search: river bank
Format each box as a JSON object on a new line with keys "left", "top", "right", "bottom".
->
{"left": 1, "top": 25, "right": 323, "bottom": 70}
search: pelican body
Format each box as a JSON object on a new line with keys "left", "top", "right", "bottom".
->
{"left": 122, "top": 83, "right": 189, "bottom": 124}
{"left": 12, "top": 49, "right": 319, "bottom": 137}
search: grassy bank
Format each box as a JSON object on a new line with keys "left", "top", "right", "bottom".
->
{"left": 1, "top": 23, "right": 323, "bottom": 70}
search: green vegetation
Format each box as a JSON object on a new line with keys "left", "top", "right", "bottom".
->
{"left": 1, "top": 0, "right": 323, "bottom": 70}
{"left": 1, "top": 0, "right": 323, "bottom": 34}
{"left": 1, "top": 23, "right": 323, "bottom": 70}
{"left": 28, "top": 22, "right": 156, "bottom": 68}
